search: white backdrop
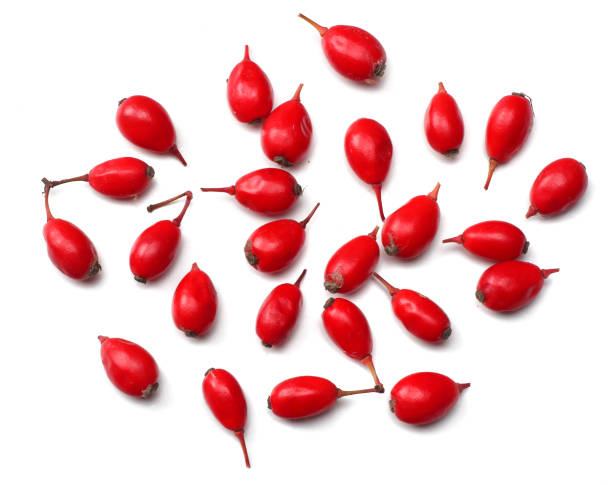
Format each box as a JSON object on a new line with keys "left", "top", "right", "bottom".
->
{"left": 1, "top": 1, "right": 611, "bottom": 483}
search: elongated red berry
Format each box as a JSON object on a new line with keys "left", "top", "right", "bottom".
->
{"left": 116, "top": 95, "right": 187, "bottom": 165}
{"left": 261, "top": 84, "right": 312, "bottom": 166}
{"left": 256, "top": 269, "right": 306, "bottom": 347}
{"left": 129, "top": 191, "right": 193, "bottom": 283}
{"left": 268, "top": 376, "right": 378, "bottom": 419}
{"left": 344, "top": 119, "right": 392, "bottom": 220}
{"left": 390, "top": 372, "right": 470, "bottom": 425}
{"left": 41, "top": 179, "right": 100, "bottom": 280}
{"left": 98, "top": 336, "right": 159, "bottom": 398}
{"left": 203, "top": 368, "right": 250, "bottom": 468}
{"left": 324, "top": 226, "right": 380, "bottom": 294}
{"left": 382, "top": 183, "right": 440, "bottom": 259}
{"left": 245, "top": 203, "right": 319, "bottom": 273}
{"left": 476, "top": 261, "right": 558, "bottom": 312}
{"left": 298, "top": 14, "right": 386, "bottom": 84}
{"left": 443, "top": 221, "right": 528, "bottom": 261}
{"left": 322, "top": 298, "right": 383, "bottom": 391}
{"left": 227, "top": 45, "right": 273, "bottom": 123}
{"left": 201, "top": 168, "right": 302, "bottom": 215}
{"left": 526, "top": 158, "right": 588, "bottom": 218}
{"left": 424, "top": 82, "right": 464, "bottom": 156}
{"left": 373, "top": 273, "right": 451, "bottom": 343}
{"left": 484, "top": 93, "right": 534, "bottom": 190}
{"left": 172, "top": 263, "right": 217, "bottom": 337}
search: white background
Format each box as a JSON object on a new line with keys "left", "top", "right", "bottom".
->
{"left": 1, "top": 0, "right": 611, "bottom": 483}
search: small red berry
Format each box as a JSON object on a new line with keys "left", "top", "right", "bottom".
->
{"left": 172, "top": 263, "right": 217, "bottom": 337}
{"left": 424, "top": 82, "right": 464, "bottom": 156}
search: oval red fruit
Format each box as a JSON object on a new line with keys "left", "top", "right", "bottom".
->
{"left": 390, "top": 372, "right": 470, "bottom": 425}
{"left": 424, "top": 82, "right": 464, "bottom": 155}
{"left": 172, "top": 263, "right": 217, "bottom": 337}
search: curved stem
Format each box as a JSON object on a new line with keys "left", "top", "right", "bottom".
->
{"left": 361, "top": 355, "right": 384, "bottom": 392}
{"left": 371, "top": 183, "right": 385, "bottom": 221}
{"left": 41, "top": 178, "right": 54, "bottom": 221}
{"left": 44, "top": 173, "right": 89, "bottom": 188}
{"left": 337, "top": 386, "right": 379, "bottom": 398}
{"left": 367, "top": 225, "right": 379, "bottom": 240}
{"left": 442, "top": 235, "right": 463, "bottom": 245}
{"left": 147, "top": 190, "right": 193, "bottom": 226}
{"left": 371, "top": 272, "right": 399, "bottom": 297}
{"left": 292, "top": 83, "right": 304, "bottom": 102}
{"left": 200, "top": 185, "right": 236, "bottom": 196}
{"left": 297, "top": 13, "right": 328, "bottom": 36}
{"left": 428, "top": 182, "right": 441, "bottom": 201}
{"left": 299, "top": 202, "right": 320, "bottom": 228}
{"left": 234, "top": 430, "right": 251, "bottom": 468}
{"left": 484, "top": 159, "right": 498, "bottom": 190}
{"left": 294, "top": 268, "right": 307, "bottom": 288}
{"left": 168, "top": 145, "right": 187, "bottom": 166}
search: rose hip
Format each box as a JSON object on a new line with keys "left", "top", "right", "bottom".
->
{"left": 443, "top": 220, "right": 528, "bottom": 261}
{"left": 484, "top": 92, "right": 534, "bottom": 190}
{"left": 227, "top": 45, "right": 273, "bottom": 123}
{"left": 256, "top": 269, "right": 306, "bottom": 347}
{"left": 129, "top": 191, "right": 193, "bottom": 283}
{"left": 382, "top": 183, "right": 441, "bottom": 259}
{"left": 201, "top": 168, "right": 302, "bottom": 215}
{"left": 324, "top": 226, "right": 380, "bottom": 294}
{"left": 268, "top": 376, "right": 378, "bottom": 419}
{"left": 526, "top": 158, "right": 588, "bottom": 218}
{"left": 203, "top": 368, "right": 250, "bottom": 468}
{"left": 261, "top": 84, "right": 312, "bottom": 167}
{"left": 476, "top": 261, "right": 559, "bottom": 312}
{"left": 344, "top": 118, "right": 392, "bottom": 220}
{"left": 390, "top": 372, "right": 470, "bottom": 425}
{"left": 424, "top": 82, "right": 464, "bottom": 156}
{"left": 41, "top": 179, "right": 100, "bottom": 280}
{"left": 116, "top": 95, "right": 187, "bottom": 166}
{"left": 298, "top": 14, "right": 386, "bottom": 84}
{"left": 172, "top": 263, "right": 217, "bottom": 337}
{"left": 322, "top": 298, "right": 383, "bottom": 391}
{"left": 44, "top": 157, "right": 154, "bottom": 199}
{"left": 98, "top": 336, "right": 159, "bottom": 398}
{"left": 373, "top": 272, "right": 451, "bottom": 343}
{"left": 244, "top": 203, "right": 320, "bottom": 273}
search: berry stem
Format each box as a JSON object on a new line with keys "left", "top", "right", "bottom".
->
{"left": 43, "top": 173, "right": 89, "bottom": 188}
{"left": 168, "top": 145, "right": 187, "bottom": 166}
{"left": 438, "top": 82, "right": 446, "bottom": 93}
{"left": 41, "top": 178, "right": 54, "bottom": 221}
{"left": 294, "top": 268, "right": 307, "bottom": 287}
{"left": 299, "top": 202, "right": 320, "bottom": 228}
{"left": 337, "top": 386, "right": 379, "bottom": 397}
{"left": 297, "top": 13, "right": 328, "bottom": 36}
{"left": 372, "top": 183, "right": 385, "bottom": 221}
{"left": 442, "top": 235, "right": 463, "bottom": 244}
{"left": 97, "top": 336, "right": 108, "bottom": 344}
{"left": 541, "top": 268, "right": 560, "bottom": 279}
{"left": 525, "top": 205, "right": 538, "bottom": 218}
{"left": 484, "top": 159, "right": 498, "bottom": 190}
{"left": 234, "top": 430, "right": 251, "bottom": 469}
{"left": 368, "top": 225, "right": 379, "bottom": 240}
{"left": 428, "top": 182, "right": 441, "bottom": 201}
{"left": 371, "top": 272, "right": 399, "bottom": 297}
{"left": 361, "top": 355, "right": 384, "bottom": 393}
{"left": 292, "top": 83, "right": 304, "bottom": 102}
{"left": 147, "top": 190, "right": 193, "bottom": 226}
{"left": 458, "top": 383, "right": 471, "bottom": 392}
{"left": 243, "top": 44, "right": 250, "bottom": 61}
{"left": 200, "top": 185, "right": 236, "bottom": 196}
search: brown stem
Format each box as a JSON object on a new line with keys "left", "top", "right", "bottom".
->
{"left": 371, "top": 272, "right": 399, "bottom": 297}
{"left": 428, "top": 182, "right": 441, "bottom": 201}
{"left": 337, "top": 386, "right": 379, "bottom": 398}
{"left": 41, "top": 178, "right": 54, "bottom": 221}
{"left": 294, "top": 268, "right": 307, "bottom": 287}
{"left": 234, "top": 430, "right": 251, "bottom": 469}
{"left": 367, "top": 225, "right": 379, "bottom": 240}
{"left": 44, "top": 173, "right": 89, "bottom": 188}
{"left": 442, "top": 235, "right": 463, "bottom": 245}
{"left": 243, "top": 44, "right": 250, "bottom": 61}
{"left": 484, "top": 159, "right": 498, "bottom": 190}
{"left": 361, "top": 355, "right": 384, "bottom": 393}
{"left": 297, "top": 13, "right": 328, "bottom": 36}
{"left": 299, "top": 202, "right": 320, "bottom": 228}
{"left": 147, "top": 190, "right": 193, "bottom": 226}
{"left": 200, "top": 185, "right": 236, "bottom": 196}
{"left": 292, "top": 83, "right": 304, "bottom": 102}
{"left": 168, "top": 145, "right": 187, "bottom": 166}
{"left": 438, "top": 82, "right": 446, "bottom": 94}
{"left": 372, "top": 183, "right": 385, "bottom": 221}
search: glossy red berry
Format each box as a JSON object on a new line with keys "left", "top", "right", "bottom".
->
{"left": 476, "top": 261, "right": 559, "bottom": 312}
{"left": 484, "top": 92, "right": 534, "bottom": 190}
{"left": 172, "top": 263, "right": 217, "bottom": 337}
{"left": 344, "top": 119, "right": 392, "bottom": 220}
{"left": 261, "top": 84, "right": 312, "bottom": 167}
{"left": 424, "top": 82, "right": 464, "bottom": 156}
{"left": 298, "top": 14, "right": 386, "bottom": 84}
{"left": 201, "top": 168, "right": 302, "bottom": 215}
{"left": 256, "top": 269, "right": 306, "bottom": 347}
{"left": 382, "top": 183, "right": 441, "bottom": 259}
{"left": 373, "top": 273, "right": 451, "bottom": 343}
{"left": 526, "top": 158, "right": 588, "bottom": 218}
{"left": 203, "top": 368, "right": 250, "bottom": 468}
{"left": 42, "top": 180, "right": 100, "bottom": 280}
{"left": 129, "top": 191, "right": 193, "bottom": 283}
{"left": 390, "top": 372, "right": 470, "bottom": 425}
{"left": 322, "top": 298, "right": 383, "bottom": 391}
{"left": 443, "top": 220, "right": 528, "bottom": 261}
{"left": 98, "top": 336, "right": 159, "bottom": 398}
{"left": 227, "top": 45, "right": 273, "bottom": 123}
{"left": 268, "top": 376, "right": 378, "bottom": 419}
{"left": 324, "top": 226, "right": 380, "bottom": 294}
{"left": 116, "top": 95, "right": 186, "bottom": 166}
{"left": 244, "top": 203, "right": 319, "bottom": 273}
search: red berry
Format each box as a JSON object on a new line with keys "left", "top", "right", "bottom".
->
{"left": 244, "top": 203, "right": 320, "bottom": 273}
{"left": 381, "top": 183, "right": 441, "bottom": 259}
{"left": 373, "top": 273, "right": 451, "bottom": 343}
{"left": 390, "top": 372, "right": 470, "bottom": 425}
{"left": 41, "top": 180, "right": 100, "bottom": 280}
{"left": 202, "top": 368, "right": 250, "bottom": 468}
{"left": 424, "top": 82, "right": 464, "bottom": 156}
{"left": 476, "top": 261, "right": 559, "bottom": 312}
{"left": 443, "top": 220, "right": 528, "bottom": 261}
{"left": 261, "top": 84, "right": 312, "bottom": 166}
{"left": 484, "top": 92, "right": 534, "bottom": 190}
{"left": 298, "top": 14, "right": 386, "bottom": 84}
{"left": 526, "top": 158, "right": 588, "bottom": 218}
{"left": 256, "top": 269, "right": 306, "bottom": 347}
{"left": 116, "top": 95, "right": 187, "bottom": 166}
{"left": 98, "top": 336, "right": 159, "bottom": 398}
{"left": 201, "top": 168, "right": 302, "bottom": 215}
{"left": 268, "top": 376, "right": 378, "bottom": 419}
{"left": 344, "top": 119, "right": 392, "bottom": 220}
{"left": 322, "top": 298, "right": 383, "bottom": 391}
{"left": 129, "top": 191, "right": 193, "bottom": 283}
{"left": 227, "top": 45, "right": 273, "bottom": 123}
{"left": 172, "top": 263, "right": 217, "bottom": 337}
{"left": 324, "top": 226, "right": 380, "bottom": 294}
